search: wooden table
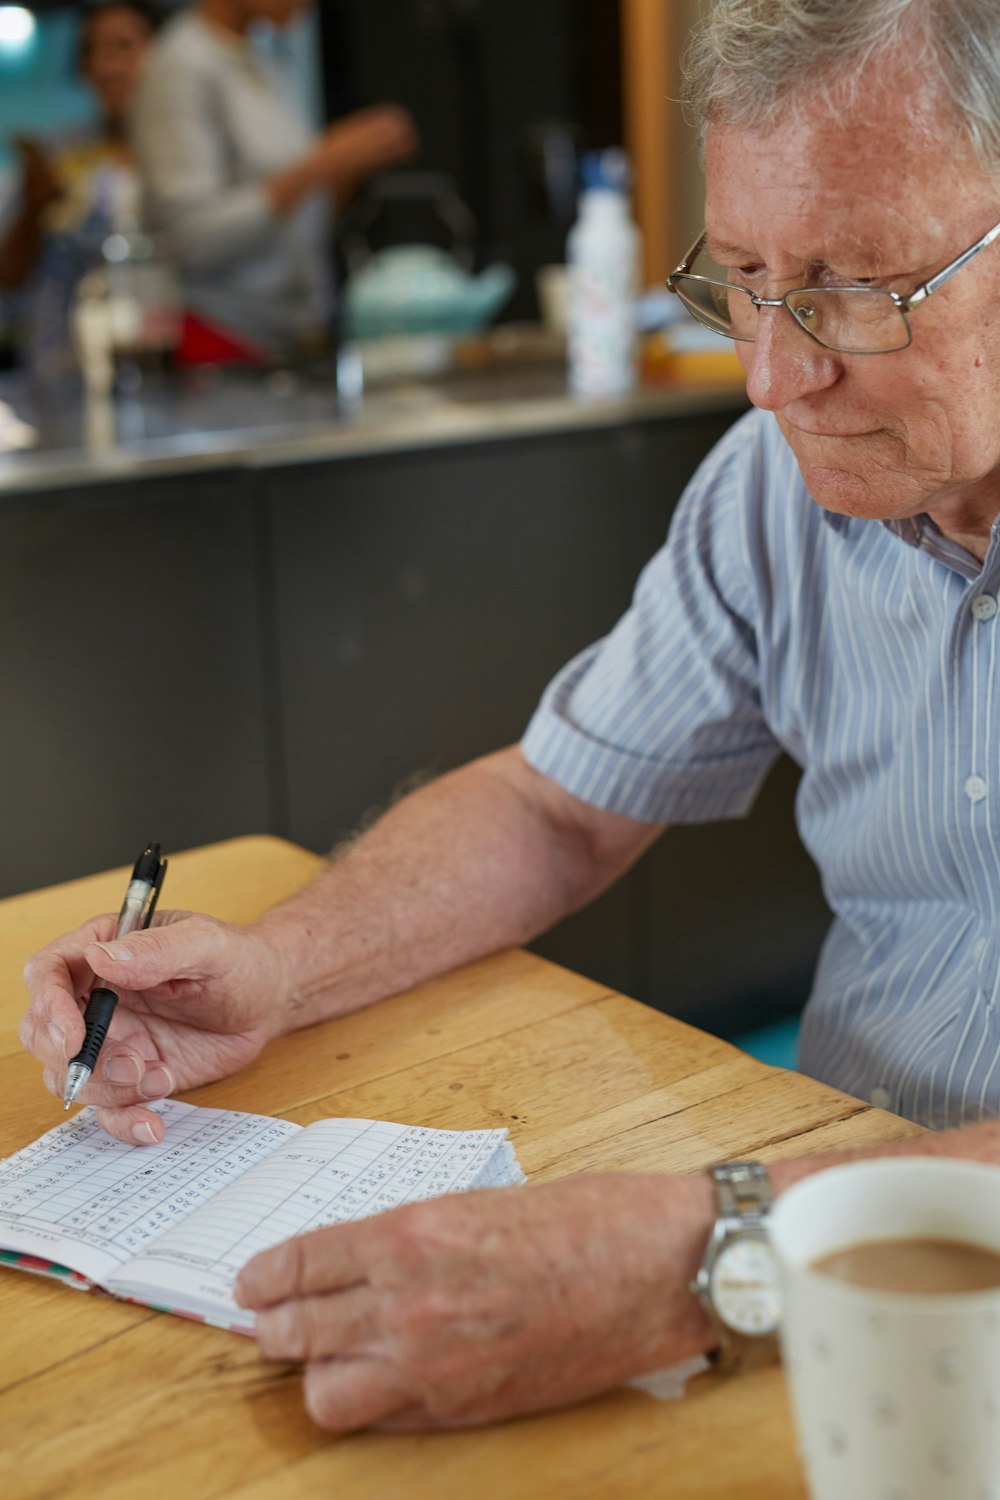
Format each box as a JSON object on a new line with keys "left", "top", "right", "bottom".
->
{"left": 0, "top": 836, "right": 920, "bottom": 1500}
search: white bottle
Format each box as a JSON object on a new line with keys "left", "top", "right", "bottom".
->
{"left": 566, "top": 150, "right": 641, "bottom": 399}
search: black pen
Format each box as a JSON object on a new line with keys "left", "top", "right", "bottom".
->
{"left": 63, "top": 842, "right": 168, "bottom": 1110}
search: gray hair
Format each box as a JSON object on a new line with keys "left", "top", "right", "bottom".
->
{"left": 684, "top": 0, "right": 1000, "bottom": 176}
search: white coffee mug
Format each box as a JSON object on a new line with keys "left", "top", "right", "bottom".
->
{"left": 769, "top": 1158, "right": 1000, "bottom": 1500}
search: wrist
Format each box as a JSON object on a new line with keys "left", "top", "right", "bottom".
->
{"left": 672, "top": 1171, "right": 721, "bottom": 1350}
{"left": 248, "top": 906, "right": 325, "bottom": 1037}
{"left": 625, "top": 1170, "right": 718, "bottom": 1360}
{"left": 249, "top": 872, "right": 388, "bottom": 1036}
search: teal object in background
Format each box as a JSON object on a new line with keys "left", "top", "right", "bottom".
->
{"left": 732, "top": 1014, "right": 802, "bottom": 1071}
{"left": 0, "top": 15, "right": 94, "bottom": 173}
{"left": 343, "top": 246, "right": 516, "bottom": 340}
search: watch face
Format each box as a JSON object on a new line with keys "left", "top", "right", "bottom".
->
{"left": 709, "top": 1234, "right": 781, "bottom": 1337}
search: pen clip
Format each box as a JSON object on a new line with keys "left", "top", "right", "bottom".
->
{"left": 143, "top": 858, "right": 167, "bottom": 929}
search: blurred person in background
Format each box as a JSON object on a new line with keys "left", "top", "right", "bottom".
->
{"left": 132, "top": 0, "right": 418, "bottom": 365}
{"left": 0, "top": 1, "right": 159, "bottom": 372}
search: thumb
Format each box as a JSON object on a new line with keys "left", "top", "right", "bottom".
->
{"left": 84, "top": 919, "right": 217, "bottom": 990}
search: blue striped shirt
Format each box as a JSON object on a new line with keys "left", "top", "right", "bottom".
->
{"left": 522, "top": 408, "right": 1000, "bottom": 1129}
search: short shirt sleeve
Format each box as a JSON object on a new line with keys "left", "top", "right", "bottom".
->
{"left": 521, "top": 410, "right": 781, "bottom": 824}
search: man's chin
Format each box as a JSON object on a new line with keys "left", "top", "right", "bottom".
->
{"left": 780, "top": 423, "right": 911, "bottom": 519}
{"left": 797, "top": 462, "right": 899, "bottom": 520}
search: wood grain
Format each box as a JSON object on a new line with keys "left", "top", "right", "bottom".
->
{"left": 0, "top": 837, "right": 919, "bottom": 1500}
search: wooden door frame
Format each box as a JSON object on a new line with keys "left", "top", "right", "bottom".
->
{"left": 621, "top": 0, "right": 677, "bottom": 283}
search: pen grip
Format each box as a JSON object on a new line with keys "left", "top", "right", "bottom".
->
{"left": 69, "top": 987, "right": 119, "bottom": 1071}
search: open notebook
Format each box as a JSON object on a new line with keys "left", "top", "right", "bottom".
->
{"left": 0, "top": 1099, "right": 524, "bottom": 1332}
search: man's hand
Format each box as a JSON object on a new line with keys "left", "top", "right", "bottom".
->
{"left": 20, "top": 911, "right": 288, "bottom": 1144}
{"left": 235, "top": 1172, "right": 716, "bottom": 1432}
{"left": 18, "top": 749, "right": 662, "bottom": 1149}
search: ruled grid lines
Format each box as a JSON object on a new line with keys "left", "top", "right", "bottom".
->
{"left": 137, "top": 1117, "right": 519, "bottom": 1278}
{"left": 0, "top": 1102, "right": 296, "bottom": 1265}
{"left": 0, "top": 1100, "right": 524, "bottom": 1311}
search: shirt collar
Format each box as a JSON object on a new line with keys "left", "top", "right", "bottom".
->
{"left": 884, "top": 514, "right": 990, "bottom": 578}
{"left": 817, "top": 506, "right": 993, "bottom": 581}
{"left": 817, "top": 508, "right": 851, "bottom": 535}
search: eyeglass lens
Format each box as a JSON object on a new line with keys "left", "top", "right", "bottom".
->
{"left": 674, "top": 265, "right": 910, "bottom": 354}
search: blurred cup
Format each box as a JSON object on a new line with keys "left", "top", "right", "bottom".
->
{"left": 770, "top": 1159, "right": 1000, "bottom": 1500}
{"left": 535, "top": 263, "right": 568, "bottom": 335}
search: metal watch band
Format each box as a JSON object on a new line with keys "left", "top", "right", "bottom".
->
{"left": 711, "top": 1161, "right": 774, "bottom": 1225}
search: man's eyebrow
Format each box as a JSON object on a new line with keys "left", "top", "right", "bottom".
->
{"left": 704, "top": 235, "right": 901, "bottom": 278}
{"left": 704, "top": 236, "right": 758, "bottom": 262}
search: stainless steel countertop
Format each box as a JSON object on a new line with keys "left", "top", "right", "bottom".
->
{"left": 0, "top": 361, "right": 748, "bottom": 496}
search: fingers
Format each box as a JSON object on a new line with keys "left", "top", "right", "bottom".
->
{"left": 25, "top": 987, "right": 175, "bottom": 1110}
{"left": 38, "top": 1048, "right": 174, "bottom": 1111}
{"left": 255, "top": 1285, "right": 381, "bottom": 1362}
{"left": 19, "top": 1005, "right": 79, "bottom": 1072}
{"left": 22, "top": 918, "right": 119, "bottom": 1058}
{"left": 236, "top": 1224, "right": 367, "bottom": 1310}
{"left": 81, "top": 916, "right": 223, "bottom": 995}
{"left": 24, "top": 913, "right": 226, "bottom": 1082}
{"left": 302, "top": 1357, "right": 412, "bottom": 1434}
{"left": 245, "top": 1257, "right": 413, "bottom": 1435}
{"left": 81, "top": 1052, "right": 175, "bottom": 1109}
{"left": 37, "top": 1066, "right": 167, "bottom": 1143}
{"left": 93, "top": 1104, "right": 166, "bottom": 1146}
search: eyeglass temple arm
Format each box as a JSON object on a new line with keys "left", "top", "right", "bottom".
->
{"left": 902, "top": 219, "right": 1000, "bottom": 310}
{"left": 666, "top": 232, "right": 709, "bottom": 290}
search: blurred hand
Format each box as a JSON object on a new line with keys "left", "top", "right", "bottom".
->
{"left": 311, "top": 104, "right": 419, "bottom": 186}
{"left": 15, "top": 136, "right": 64, "bottom": 214}
{"left": 235, "top": 1171, "right": 715, "bottom": 1432}
{"left": 20, "top": 911, "right": 288, "bottom": 1143}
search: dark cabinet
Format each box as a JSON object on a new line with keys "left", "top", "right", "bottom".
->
{"left": 0, "top": 471, "right": 271, "bottom": 895}
{"left": 0, "top": 400, "right": 829, "bottom": 1033}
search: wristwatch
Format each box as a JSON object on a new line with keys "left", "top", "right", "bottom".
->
{"left": 691, "top": 1161, "right": 781, "bottom": 1371}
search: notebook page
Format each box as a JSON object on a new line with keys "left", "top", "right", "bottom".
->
{"left": 0, "top": 1101, "right": 298, "bottom": 1286}
{"left": 110, "top": 1118, "right": 524, "bottom": 1328}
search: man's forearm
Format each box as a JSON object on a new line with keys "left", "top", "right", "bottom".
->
{"left": 768, "top": 1114, "right": 1000, "bottom": 1192}
{"left": 253, "top": 747, "right": 657, "bottom": 1036}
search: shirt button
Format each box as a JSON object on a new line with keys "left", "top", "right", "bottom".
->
{"left": 966, "top": 775, "right": 989, "bottom": 803}
{"left": 973, "top": 594, "right": 999, "bottom": 621}
{"left": 870, "top": 1086, "right": 891, "bottom": 1110}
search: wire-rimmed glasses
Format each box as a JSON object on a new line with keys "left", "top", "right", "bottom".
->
{"left": 666, "top": 220, "right": 1000, "bottom": 355}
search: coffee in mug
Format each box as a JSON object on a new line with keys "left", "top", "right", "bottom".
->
{"left": 811, "top": 1235, "right": 1000, "bottom": 1294}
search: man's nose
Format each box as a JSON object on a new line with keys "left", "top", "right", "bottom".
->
{"left": 741, "top": 304, "right": 840, "bottom": 411}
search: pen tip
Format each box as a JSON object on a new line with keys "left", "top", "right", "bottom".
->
{"left": 63, "top": 1101, "right": 70, "bottom": 1111}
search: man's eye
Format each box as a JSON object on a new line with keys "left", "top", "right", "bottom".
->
{"left": 824, "top": 271, "right": 879, "bottom": 288}
{"left": 730, "top": 264, "right": 764, "bottom": 286}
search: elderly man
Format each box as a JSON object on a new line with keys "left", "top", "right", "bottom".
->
{"left": 19, "top": 0, "right": 1000, "bottom": 1432}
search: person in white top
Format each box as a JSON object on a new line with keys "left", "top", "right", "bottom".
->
{"left": 132, "top": 0, "right": 417, "bottom": 360}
